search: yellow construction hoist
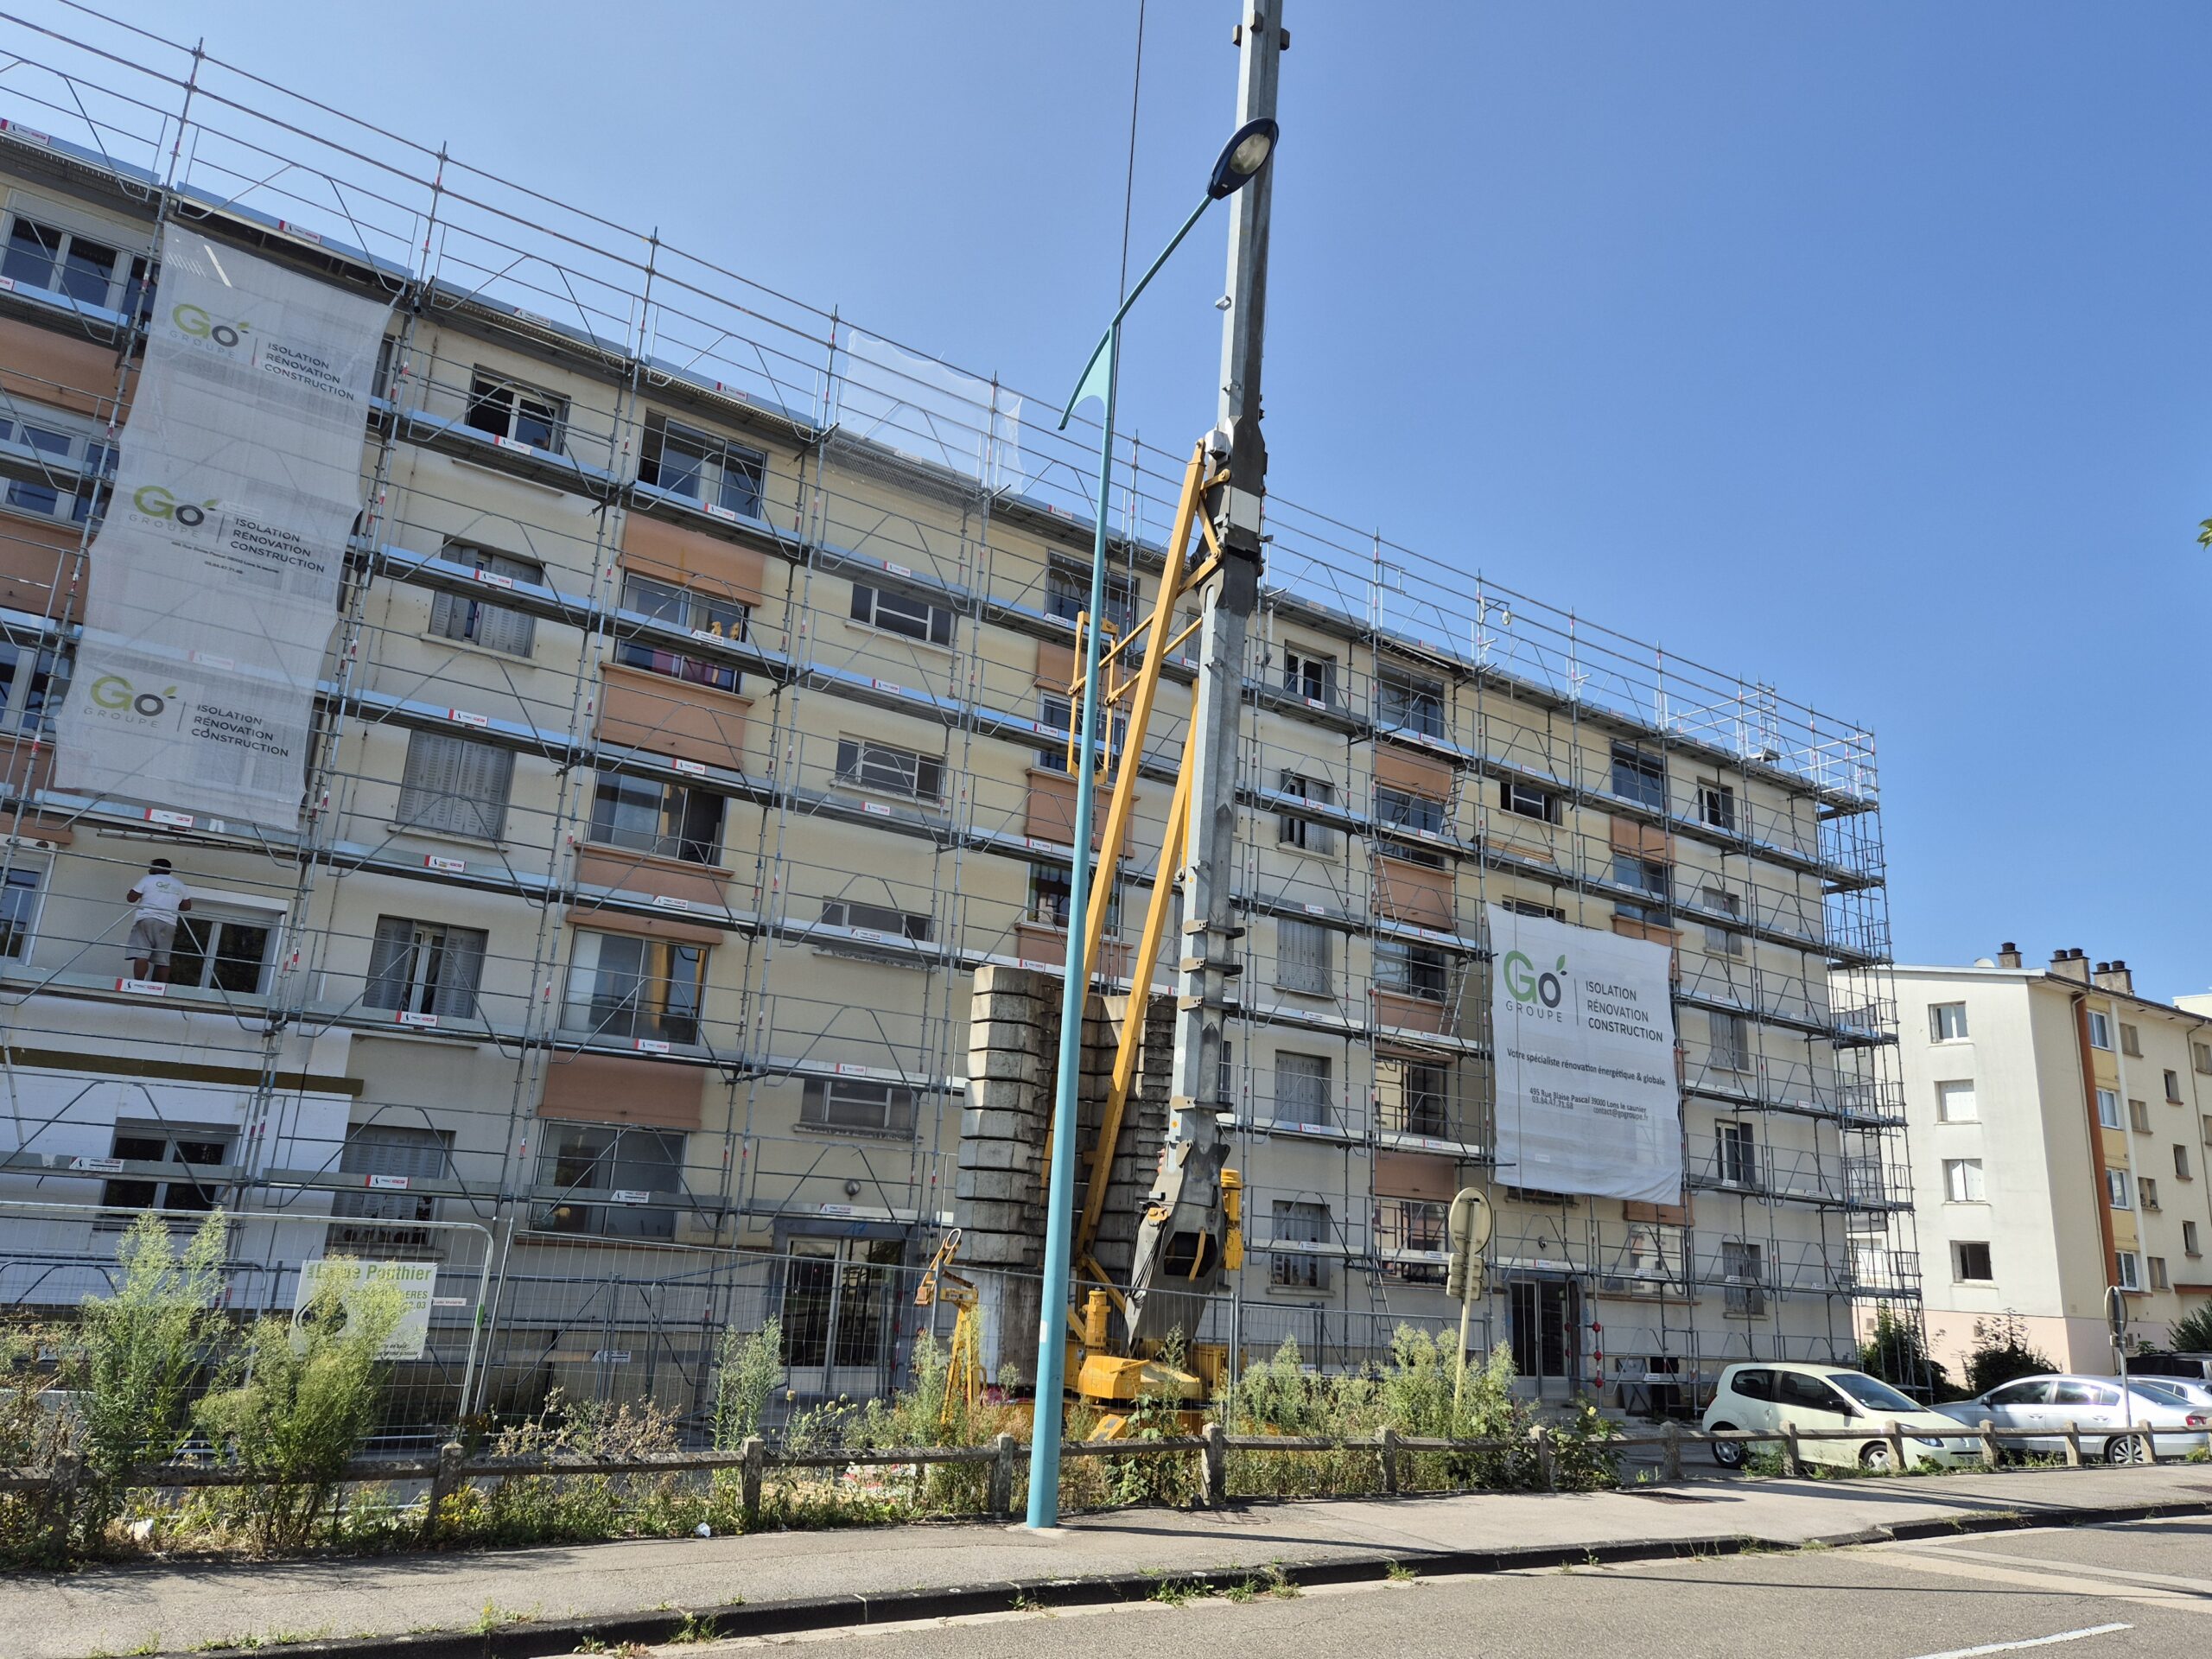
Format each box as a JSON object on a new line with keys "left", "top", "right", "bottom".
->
{"left": 912, "top": 1226, "right": 982, "bottom": 1431}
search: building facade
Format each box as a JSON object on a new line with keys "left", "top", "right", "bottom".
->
{"left": 0, "top": 25, "right": 1916, "bottom": 1423}
{"left": 1888, "top": 949, "right": 2212, "bottom": 1375}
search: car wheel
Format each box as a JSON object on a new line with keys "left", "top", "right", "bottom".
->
{"left": 1859, "top": 1441, "right": 1895, "bottom": 1472}
{"left": 2102, "top": 1434, "right": 2148, "bottom": 1465}
{"left": 1709, "top": 1425, "right": 1746, "bottom": 1468}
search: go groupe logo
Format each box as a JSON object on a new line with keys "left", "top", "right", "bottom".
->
{"left": 1503, "top": 949, "right": 1568, "bottom": 1008}
{"left": 89, "top": 673, "right": 179, "bottom": 721}
{"left": 170, "top": 302, "right": 251, "bottom": 348}
{"left": 131, "top": 484, "right": 219, "bottom": 528}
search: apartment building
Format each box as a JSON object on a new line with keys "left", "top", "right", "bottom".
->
{"left": 0, "top": 26, "right": 1916, "bottom": 1421}
{"left": 1889, "top": 948, "right": 2212, "bottom": 1374}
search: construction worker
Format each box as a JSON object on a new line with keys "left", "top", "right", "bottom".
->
{"left": 124, "top": 856, "right": 192, "bottom": 983}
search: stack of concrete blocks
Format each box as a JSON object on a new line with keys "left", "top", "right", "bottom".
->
{"left": 1088, "top": 989, "right": 1174, "bottom": 1288}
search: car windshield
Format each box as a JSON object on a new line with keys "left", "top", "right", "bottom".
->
{"left": 1828, "top": 1372, "right": 1921, "bottom": 1413}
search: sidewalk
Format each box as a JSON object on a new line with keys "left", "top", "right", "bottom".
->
{"left": 16, "top": 1464, "right": 2212, "bottom": 1659}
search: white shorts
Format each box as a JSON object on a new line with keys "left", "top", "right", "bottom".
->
{"left": 127, "top": 915, "right": 176, "bottom": 967}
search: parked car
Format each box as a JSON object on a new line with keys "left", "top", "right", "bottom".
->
{"left": 2126, "top": 1353, "right": 2212, "bottom": 1387}
{"left": 1936, "top": 1373, "right": 2210, "bottom": 1463}
{"left": 2128, "top": 1374, "right": 2212, "bottom": 1415}
{"left": 1700, "top": 1363, "right": 1980, "bottom": 1471}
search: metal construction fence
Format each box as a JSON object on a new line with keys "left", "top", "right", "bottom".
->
{"left": 0, "top": 1202, "right": 1473, "bottom": 1446}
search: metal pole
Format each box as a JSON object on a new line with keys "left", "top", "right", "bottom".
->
{"left": 1454, "top": 1287, "right": 1476, "bottom": 1414}
{"left": 1027, "top": 325, "right": 1120, "bottom": 1529}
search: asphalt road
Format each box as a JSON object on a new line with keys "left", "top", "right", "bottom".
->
{"left": 685, "top": 1514, "right": 2212, "bottom": 1658}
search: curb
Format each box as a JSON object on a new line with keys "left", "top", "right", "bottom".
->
{"left": 154, "top": 1494, "right": 2212, "bottom": 1658}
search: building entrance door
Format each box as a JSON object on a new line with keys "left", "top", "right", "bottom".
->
{"left": 780, "top": 1236, "right": 903, "bottom": 1401}
{"left": 1510, "top": 1276, "right": 1582, "bottom": 1396}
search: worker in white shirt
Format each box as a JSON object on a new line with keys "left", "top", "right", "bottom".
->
{"left": 125, "top": 857, "right": 192, "bottom": 983}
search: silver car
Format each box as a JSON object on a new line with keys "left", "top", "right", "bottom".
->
{"left": 1939, "top": 1372, "right": 2210, "bottom": 1463}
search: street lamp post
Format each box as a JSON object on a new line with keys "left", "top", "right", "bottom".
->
{"left": 1025, "top": 117, "right": 1278, "bottom": 1531}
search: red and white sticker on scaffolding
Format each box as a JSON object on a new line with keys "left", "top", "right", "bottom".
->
{"left": 54, "top": 224, "right": 391, "bottom": 827}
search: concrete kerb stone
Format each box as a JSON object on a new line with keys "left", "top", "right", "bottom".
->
{"left": 213, "top": 1491, "right": 2212, "bottom": 1659}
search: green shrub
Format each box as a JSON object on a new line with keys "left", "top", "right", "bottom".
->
{"left": 712, "top": 1319, "right": 780, "bottom": 1451}
{"left": 1964, "top": 1313, "right": 2056, "bottom": 1397}
{"left": 0, "top": 1324, "right": 68, "bottom": 1565}
{"left": 2169, "top": 1303, "right": 2212, "bottom": 1355}
{"left": 1860, "top": 1307, "right": 1954, "bottom": 1400}
{"left": 69, "top": 1211, "right": 232, "bottom": 1548}
{"left": 193, "top": 1260, "right": 405, "bottom": 1552}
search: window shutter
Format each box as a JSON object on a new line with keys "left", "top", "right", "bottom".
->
{"left": 398, "top": 732, "right": 465, "bottom": 830}
{"left": 434, "top": 925, "right": 487, "bottom": 1019}
{"left": 365, "top": 915, "right": 416, "bottom": 1011}
{"left": 449, "top": 741, "right": 514, "bottom": 841}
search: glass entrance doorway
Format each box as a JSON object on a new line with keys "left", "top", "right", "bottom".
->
{"left": 780, "top": 1236, "right": 903, "bottom": 1400}
{"left": 1509, "top": 1276, "right": 1582, "bottom": 1397}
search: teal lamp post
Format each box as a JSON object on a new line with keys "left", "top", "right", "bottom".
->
{"left": 1026, "top": 116, "right": 1279, "bottom": 1530}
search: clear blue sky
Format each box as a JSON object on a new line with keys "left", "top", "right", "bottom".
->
{"left": 51, "top": 1, "right": 2212, "bottom": 999}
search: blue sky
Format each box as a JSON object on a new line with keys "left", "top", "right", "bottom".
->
{"left": 60, "top": 2, "right": 2212, "bottom": 997}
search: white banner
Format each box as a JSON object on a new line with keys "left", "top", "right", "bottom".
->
{"left": 294, "top": 1258, "right": 436, "bottom": 1361}
{"left": 55, "top": 225, "right": 389, "bottom": 826}
{"left": 1486, "top": 906, "right": 1682, "bottom": 1205}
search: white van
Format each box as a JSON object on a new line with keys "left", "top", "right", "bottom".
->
{"left": 1701, "top": 1363, "right": 1980, "bottom": 1471}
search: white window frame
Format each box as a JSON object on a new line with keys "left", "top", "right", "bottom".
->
{"left": 1281, "top": 644, "right": 1338, "bottom": 708}
{"left": 818, "top": 896, "right": 933, "bottom": 950}
{"left": 849, "top": 582, "right": 954, "bottom": 647}
{"left": 165, "top": 895, "right": 284, "bottom": 997}
{"left": 2116, "top": 1250, "right": 2141, "bottom": 1290}
{"left": 2088, "top": 1010, "right": 2113, "bottom": 1051}
{"left": 1935, "top": 1080, "right": 1977, "bottom": 1122}
{"left": 0, "top": 858, "right": 45, "bottom": 960}
{"left": 1930, "top": 1002, "right": 1969, "bottom": 1043}
{"left": 1716, "top": 1121, "right": 1758, "bottom": 1188}
{"left": 833, "top": 736, "right": 944, "bottom": 802}
{"left": 2107, "top": 1167, "right": 2133, "bottom": 1210}
{"left": 799, "top": 1076, "right": 918, "bottom": 1139}
{"left": 2097, "top": 1088, "right": 2122, "bottom": 1129}
{"left": 1952, "top": 1239, "right": 1994, "bottom": 1282}
{"left": 1501, "top": 779, "right": 1557, "bottom": 823}
{"left": 465, "top": 369, "right": 568, "bottom": 453}
{"left": 1942, "top": 1158, "right": 1986, "bottom": 1204}
{"left": 1276, "top": 771, "right": 1336, "bottom": 855}
{"left": 0, "top": 204, "right": 146, "bottom": 315}
{"left": 365, "top": 914, "right": 487, "bottom": 1020}
{"left": 1697, "top": 779, "right": 1737, "bottom": 832}
{"left": 640, "top": 413, "right": 766, "bottom": 518}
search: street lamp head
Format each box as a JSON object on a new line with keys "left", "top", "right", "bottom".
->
{"left": 1207, "top": 118, "right": 1280, "bottom": 200}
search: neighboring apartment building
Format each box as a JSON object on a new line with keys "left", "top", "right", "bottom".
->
{"left": 0, "top": 36, "right": 1916, "bottom": 1421}
{"left": 1890, "top": 948, "right": 2212, "bottom": 1374}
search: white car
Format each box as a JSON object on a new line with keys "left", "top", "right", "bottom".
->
{"left": 1700, "top": 1362, "right": 1980, "bottom": 1471}
{"left": 1937, "top": 1373, "right": 2210, "bottom": 1463}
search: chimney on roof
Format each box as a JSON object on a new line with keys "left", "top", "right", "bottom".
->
{"left": 1997, "top": 942, "right": 2022, "bottom": 968}
{"left": 2094, "top": 959, "right": 2135, "bottom": 995}
{"left": 2050, "top": 948, "right": 2091, "bottom": 984}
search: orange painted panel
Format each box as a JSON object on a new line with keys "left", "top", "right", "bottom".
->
{"left": 539, "top": 1053, "right": 705, "bottom": 1130}
{"left": 1373, "top": 747, "right": 1453, "bottom": 797}
{"left": 599, "top": 664, "right": 749, "bottom": 771}
{"left": 621, "top": 512, "right": 767, "bottom": 607}
{"left": 1374, "top": 853, "right": 1453, "bottom": 928}
{"left": 1374, "top": 1149, "right": 1456, "bottom": 1200}
{"left": 0, "top": 317, "right": 127, "bottom": 417}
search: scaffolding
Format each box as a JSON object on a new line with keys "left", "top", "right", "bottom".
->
{"left": 0, "top": 3, "right": 1920, "bottom": 1415}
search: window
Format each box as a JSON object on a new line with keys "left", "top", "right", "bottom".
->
{"left": 1274, "top": 1052, "right": 1332, "bottom": 1126}
{"left": 1281, "top": 645, "right": 1338, "bottom": 707}
{"left": 330, "top": 1122, "right": 452, "bottom": 1251}
{"left": 834, "top": 736, "right": 944, "bottom": 801}
{"left": 1720, "top": 1238, "right": 1764, "bottom": 1316}
{"left": 849, "top": 582, "right": 953, "bottom": 646}
{"left": 1275, "top": 917, "right": 1332, "bottom": 996}
{"left": 2177, "top": 1144, "right": 2193, "bottom": 1180}
{"left": 1953, "top": 1240, "right": 1994, "bottom": 1282}
{"left": 1613, "top": 854, "right": 1669, "bottom": 924}
{"left": 2186, "top": 1220, "right": 2202, "bottom": 1257}
{"left": 615, "top": 575, "right": 746, "bottom": 693}
{"left": 639, "top": 413, "right": 766, "bottom": 518}
{"left": 1374, "top": 1197, "right": 1446, "bottom": 1283}
{"left": 1936, "top": 1080, "right": 1978, "bottom": 1123}
{"left": 397, "top": 731, "right": 514, "bottom": 842}
{"left": 2140, "top": 1176, "right": 2160, "bottom": 1211}
{"left": 1776, "top": 1371, "right": 1847, "bottom": 1413}
{"left": 1277, "top": 772, "right": 1336, "bottom": 854}
{"left": 1375, "top": 938, "right": 1450, "bottom": 1002}
{"left": 1045, "top": 555, "right": 1135, "bottom": 634}
{"left": 1500, "top": 779, "right": 1558, "bottom": 823}
{"left": 0, "top": 863, "right": 41, "bottom": 957}
{"left": 1943, "top": 1158, "right": 1986, "bottom": 1203}
{"left": 589, "top": 774, "right": 724, "bottom": 864}
{"left": 2107, "top": 1167, "right": 2133, "bottom": 1210}
{"left": 167, "top": 906, "right": 278, "bottom": 995}
{"left": 563, "top": 930, "right": 707, "bottom": 1044}
{"left": 1610, "top": 741, "right": 1666, "bottom": 810}
{"left": 818, "top": 896, "right": 933, "bottom": 945}
{"left": 0, "top": 212, "right": 148, "bottom": 314}
{"left": 2088, "top": 1010, "right": 2113, "bottom": 1051}
{"left": 101, "top": 1124, "right": 230, "bottom": 1213}
{"left": 1376, "top": 664, "right": 1446, "bottom": 739}
{"left": 2053, "top": 1379, "right": 2120, "bottom": 1407}
{"left": 0, "top": 642, "right": 60, "bottom": 734}
{"left": 429, "top": 546, "right": 540, "bottom": 657}
{"left": 1731, "top": 1367, "right": 1775, "bottom": 1402}
{"left": 1034, "top": 693, "right": 1125, "bottom": 774}
{"left": 1716, "top": 1121, "right": 1758, "bottom": 1187}
{"left": 465, "top": 371, "right": 566, "bottom": 452}
{"left": 1027, "top": 863, "right": 1072, "bottom": 930}
{"left": 534, "top": 1122, "right": 682, "bottom": 1238}
{"left": 0, "top": 410, "right": 116, "bottom": 523}
{"left": 2116, "top": 1251, "right": 2141, "bottom": 1291}
{"left": 2197, "top": 1042, "right": 2212, "bottom": 1077}
{"left": 1699, "top": 886, "right": 1743, "bottom": 957}
{"left": 2129, "top": 1098, "right": 2152, "bottom": 1135}
{"left": 1987, "top": 1380, "right": 2050, "bottom": 1408}
{"left": 1930, "top": 1002, "right": 1969, "bottom": 1043}
{"left": 1697, "top": 779, "right": 1737, "bottom": 832}
{"left": 1708, "top": 1010, "right": 1750, "bottom": 1072}
{"left": 1375, "top": 785, "right": 1447, "bottom": 868}
{"left": 365, "top": 915, "right": 486, "bottom": 1019}
{"left": 1503, "top": 896, "right": 1565, "bottom": 920}
{"left": 800, "top": 1077, "right": 917, "bottom": 1137}
{"left": 1268, "top": 1198, "right": 1330, "bottom": 1290}
{"left": 2149, "top": 1255, "right": 2171, "bottom": 1291}
{"left": 1376, "top": 1057, "right": 1449, "bottom": 1138}
{"left": 2120, "top": 1022, "right": 2142, "bottom": 1058}
{"left": 2167, "top": 1069, "right": 2185, "bottom": 1103}
{"left": 2096, "top": 1089, "right": 2122, "bottom": 1129}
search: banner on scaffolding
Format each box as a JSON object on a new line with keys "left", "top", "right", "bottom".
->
{"left": 294, "top": 1258, "right": 437, "bottom": 1360}
{"left": 1485, "top": 905, "right": 1682, "bottom": 1205}
{"left": 54, "top": 224, "right": 390, "bottom": 827}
